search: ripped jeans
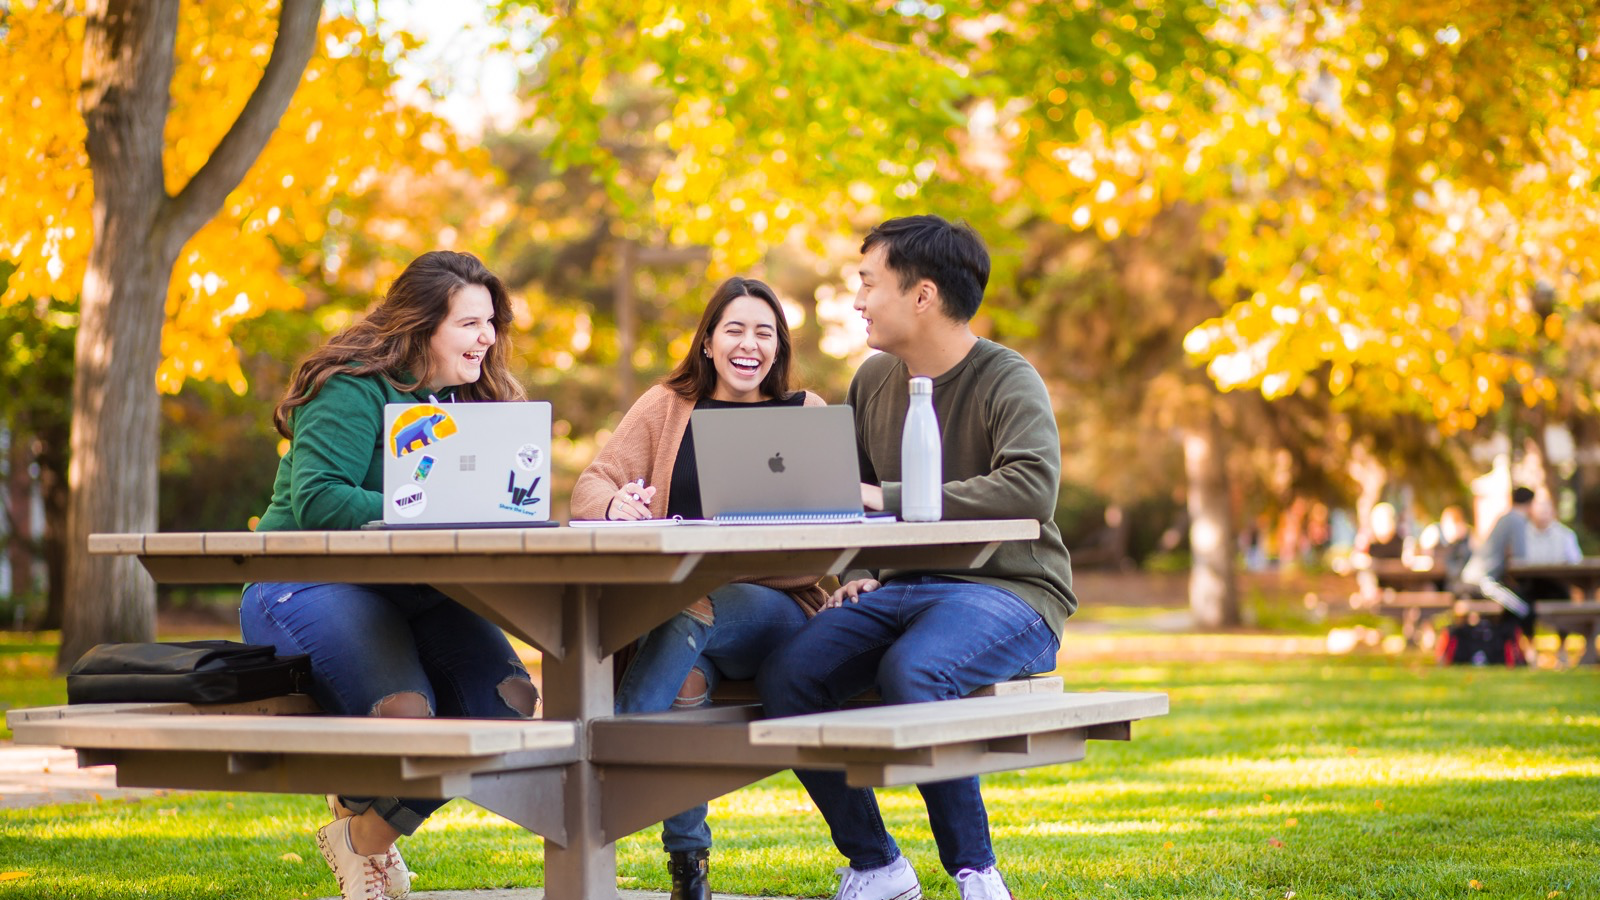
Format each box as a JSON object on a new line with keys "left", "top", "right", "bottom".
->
{"left": 240, "top": 581, "right": 535, "bottom": 835}
{"left": 614, "top": 582, "right": 809, "bottom": 852}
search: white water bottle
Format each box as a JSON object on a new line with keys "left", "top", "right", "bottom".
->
{"left": 901, "top": 376, "right": 942, "bottom": 522}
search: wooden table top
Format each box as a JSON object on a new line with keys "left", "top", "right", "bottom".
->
{"left": 90, "top": 520, "right": 1041, "bottom": 558}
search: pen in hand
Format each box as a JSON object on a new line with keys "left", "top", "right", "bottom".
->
{"left": 612, "top": 477, "right": 657, "bottom": 520}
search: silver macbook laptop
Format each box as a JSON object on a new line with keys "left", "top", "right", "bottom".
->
{"left": 381, "top": 401, "right": 556, "bottom": 528}
{"left": 691, "top": 406, "right": 866, "bottom": 523}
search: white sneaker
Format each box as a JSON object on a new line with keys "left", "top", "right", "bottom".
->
{"left": 831, "top": 854, "right": 922, "bottom": 900}
{"left": 315, "top": 815, "right": 394, "bottom": 900}
{"left": 327, "top": 795, "right": 413, "bottom": 897}
{"left": 956, "top": 866, "right": 1015, "bottom": 900}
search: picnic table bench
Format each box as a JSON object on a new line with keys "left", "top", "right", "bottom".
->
{"left": 8, "top": 522, "right": 1169, "bottom": 900}
{"left": 1528, "top": 600, "right": 1600, "bottom": 666}
{"left": 1363, "top": 592, "right": 1501, "bottom": 647}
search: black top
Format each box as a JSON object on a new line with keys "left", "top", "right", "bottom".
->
{"left": 668, "top": 392, "right": 807, "bottom": 519}
{"left": 1368, "top": 533, "right": 1406, "bottom": 560}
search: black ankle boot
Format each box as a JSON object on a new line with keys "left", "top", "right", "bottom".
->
{"left": 668, "top": 848, "right": 710, "bottom": 900}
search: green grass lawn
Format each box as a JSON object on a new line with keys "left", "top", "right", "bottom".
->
{"left": 2, "top": 639, "right": 1596, "bottom": 899}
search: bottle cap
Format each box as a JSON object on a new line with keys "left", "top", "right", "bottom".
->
{"left": 909, "top": 376, "right": 933, "bottom": 395}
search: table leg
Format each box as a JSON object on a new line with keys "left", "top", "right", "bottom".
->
{"left": 1401, "top": 608, "right": 1421, "bottom": 647}
{"left": 1581, "top": 623, "right": 1600, "bottom": 667}
{"left": 542, "top": 584, "right": 617, "bottom": 899}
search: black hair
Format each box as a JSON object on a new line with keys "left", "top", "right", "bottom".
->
{"left": 1511, "top": 486, "right": 1536, "bottom": 506}
{"left": 662, "top": 276, "right": 793, "bottom": 402}
{"left": 860, "top": 215, "right": 990, "bottom": 321}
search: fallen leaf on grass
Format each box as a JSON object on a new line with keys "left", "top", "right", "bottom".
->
{"left": 1263, "top": 793, "right": 1272, "bottom": 801}
{"left": 1469, "top": 880, "right": 1482, "bottom": 890}
{"left": 0, "top": 873, "right": 30, "bottom": 882}
{"left": 1374, "top": 799, "right": 1384, "bottom": 810}
{"left": 1285, "top": 818, "right": 1299, "bottom": 827}
{"left": 1268, "top": 838, "right": 1286, "bottom": 848}
{"left": 280, "top": 853, "right": 303, "bottom": 863}
{"left": 1548, "top": 892, "right": 1562, "bottom": 898}
{"left": 1163, "top": 841, "right": 1174, "bottom": 850}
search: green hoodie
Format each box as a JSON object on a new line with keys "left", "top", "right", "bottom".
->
{"left": 255, "top": 372, "right": 456, "bottom": 532}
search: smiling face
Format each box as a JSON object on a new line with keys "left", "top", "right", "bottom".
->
{"left": 425, "top": 283, "right": 496, "bottom": 391}
{"left": 705, "top": 294, "right": 780, "bottom": 402}
{"left": 854, "top": 244, "right": 922, "bottom": 355}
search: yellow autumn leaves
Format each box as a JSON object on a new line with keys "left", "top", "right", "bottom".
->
{"left": 1, "top": 2, "right": 475, "bottom": 396}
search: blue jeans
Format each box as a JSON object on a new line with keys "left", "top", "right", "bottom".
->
{"left": 615, "top": 582, "right": 809, "bottom": 852}
{"left": 756, "top": 576, "right": 1059, "bottom": 875}
{"left": 240, "top": 581, "right": 534, "bottom": 835}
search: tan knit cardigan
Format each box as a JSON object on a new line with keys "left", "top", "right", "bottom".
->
{"left": 571, "top": 384, "right": 830, "bottom": 617}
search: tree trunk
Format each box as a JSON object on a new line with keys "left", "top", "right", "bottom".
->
{"left": 1184, "top": 407, "right": 1239, "bottom": 628}
{"left": 7, "top": 435, "right": 33, "bottom": 605}
{"left": 59, "top": 0, "right": 322, "bottom": 671}
{"left": 38, "top": 439, "right": 68, "bottom": 632}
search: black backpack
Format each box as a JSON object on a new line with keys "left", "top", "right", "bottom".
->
{"left": 1437, "top": 619, "right": 1525, "bottom": 667}
{"left": 67, "top": 640, "right": 312, "bottom": 704}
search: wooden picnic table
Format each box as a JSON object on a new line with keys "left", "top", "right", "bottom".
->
{"left": 1364, "top": 559, "right": 1446, "bottom": 593}
{"left": 1505, "top": 559, "right": 1600, "bottom": 665}
{"left": 53, "top": 521, "right": 1167, "bottom": 900}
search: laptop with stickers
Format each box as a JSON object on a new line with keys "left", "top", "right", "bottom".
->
{"left": 690, "top": 405, "right": 868, "bottom": 524}
{"left": 380, "top": 401, "right": 557, "bottom": 528}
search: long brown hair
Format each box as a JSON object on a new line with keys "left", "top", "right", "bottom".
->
{"left": 662, "top": 276, "right": 794, "bottom": 401}
{"left": 274, "top": 251, "right": 525, "bottom": 438}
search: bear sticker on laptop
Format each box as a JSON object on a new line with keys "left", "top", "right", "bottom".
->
{"left": 390, "top": 405, "right": 458, "bottom": 457}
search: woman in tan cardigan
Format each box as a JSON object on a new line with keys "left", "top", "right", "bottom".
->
{"left": 570, "top": 276, "right": 827, "bottom": 900}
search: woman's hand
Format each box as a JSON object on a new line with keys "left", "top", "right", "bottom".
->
{"left": 823, "top": 578, "right": 881, "bottom": 609}
{"left": 606, "top": 479, "right": 657, "bottom": 520}
{"left": 860, "top": 483, "right": 884, "bottom": 511}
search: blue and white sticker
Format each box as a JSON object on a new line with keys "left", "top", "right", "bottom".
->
{"left": 391, "top": 484, "right": 427, "bottom": 518}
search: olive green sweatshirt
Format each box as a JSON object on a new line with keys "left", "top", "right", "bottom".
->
{"left": 255, "top": 372, "right": 456, "bottom": 532}
{"left": 846, "top": 339, "right": 1076, "bottom": 638}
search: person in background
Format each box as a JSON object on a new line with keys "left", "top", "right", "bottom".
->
{"left": 1351, "top": 501, "right": 1416, "bottom": 602}
{"left": 240, "top": 251, "right": 540, "bottom": 900}
{"left": 1514, "top": 493, "right": 1584, "bottom": 662}
{"left": 1461, "top": 486, "right": 1536, "bottom": 647}
{"left": 1417, "top": 505, "right": 1473, "bottom": 595}
{"left": 1523, "top": 494, "right": 1582, "bottom": 569}
{"left": 569, "top": 276, "right": 828, "bottom": 900}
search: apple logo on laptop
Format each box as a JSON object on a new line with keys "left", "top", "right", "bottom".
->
{"left": 768, "top": 453, "right": 785, "bottom": 473}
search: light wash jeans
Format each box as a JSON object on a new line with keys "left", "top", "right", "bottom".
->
{"left": 241, "top": 581, "right": 533, "bottom": 834}
{"left": 757, "top": 575, "right": 1059, "bottom": 875}
{"left": 614, "top": 582, "right": 809, "bottom": 852}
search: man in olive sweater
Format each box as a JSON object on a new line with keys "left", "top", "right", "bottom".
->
{"left": 758, "top": 216, "right": 1074, "bottom": 900}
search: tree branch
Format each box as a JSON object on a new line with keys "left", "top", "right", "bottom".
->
{"left": 158, "top": 0, "right": 324, "bottom": 258}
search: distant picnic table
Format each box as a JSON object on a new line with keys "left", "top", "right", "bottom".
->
{"left": 1505, "top": 559, "right": 1600, "bottom": 665}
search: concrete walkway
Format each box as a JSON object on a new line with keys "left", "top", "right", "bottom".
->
{"left": 0, "top": 743, "right": 168, "bottom": 809}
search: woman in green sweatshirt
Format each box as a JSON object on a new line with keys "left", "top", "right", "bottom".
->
{"left": 240, "top": 251, "right": 539, "bottom": 900}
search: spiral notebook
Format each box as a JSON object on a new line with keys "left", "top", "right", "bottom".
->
{"left": 690, "top": 405, "right": 867, "bottom": 524}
